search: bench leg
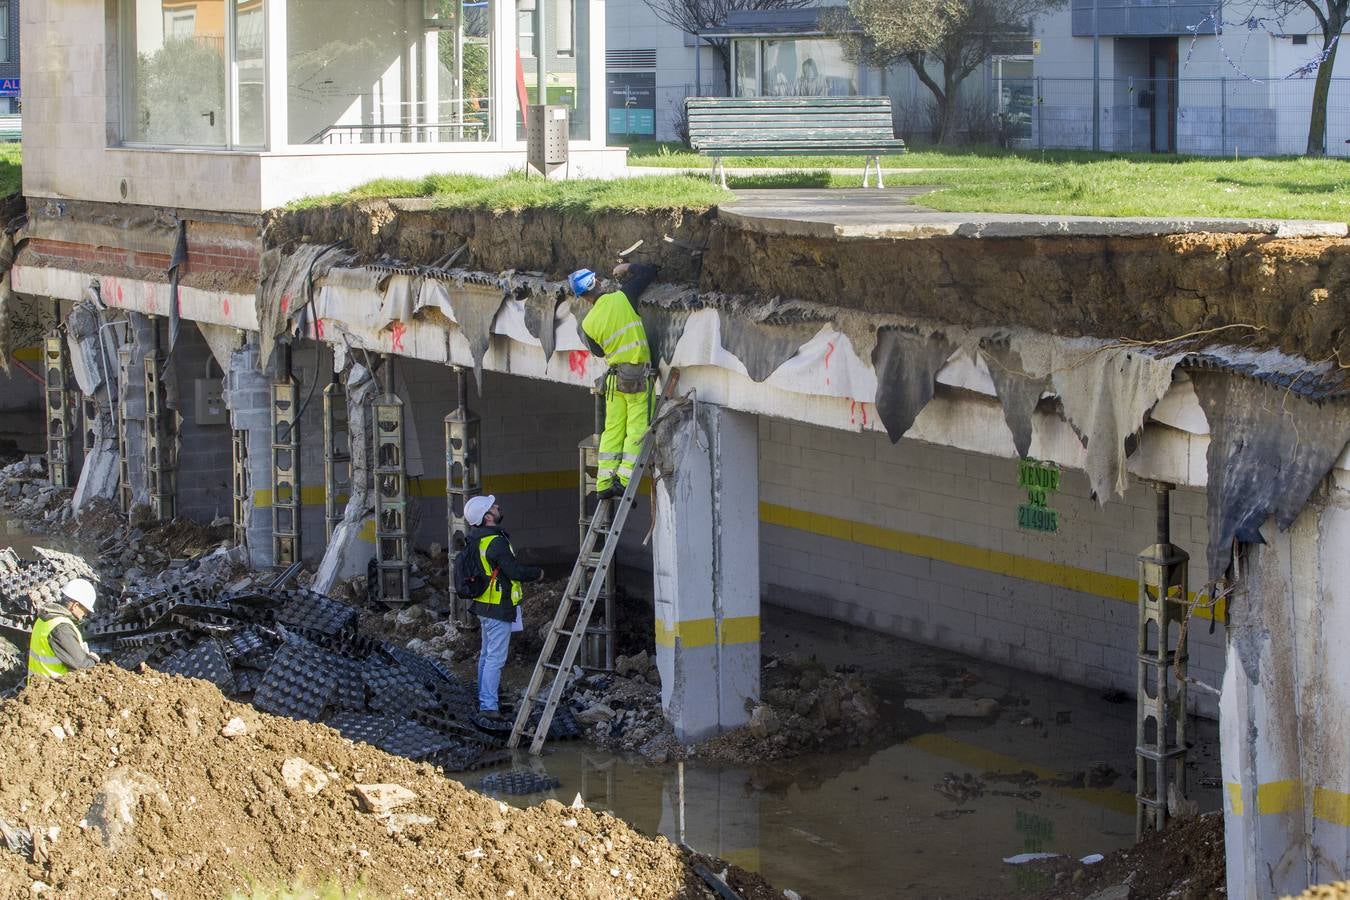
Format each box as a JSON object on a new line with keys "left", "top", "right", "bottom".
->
{"left": 716, "top": 157, "right": 728, "bottom": 190}
{"left": 875, "top": 156, "right": 885, "bottom": 189}
{"left": 862, "top": 156, "right": 874, "bottom": 188}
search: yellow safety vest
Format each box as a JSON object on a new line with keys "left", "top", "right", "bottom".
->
{"left": 582, "top": 291, "right": 650, "bottom": 366}
{"left": 28, "top": 614, "right": 84, "bottom": 681}
{"left": 477, "top": 536, "right": 523, "bottom": 609}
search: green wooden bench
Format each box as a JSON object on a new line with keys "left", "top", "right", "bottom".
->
{"left": 0, "top": 115, "right": 21, "bottom": 143}
{"left": 685, "top": 96, "right": 906, "bottom": 188}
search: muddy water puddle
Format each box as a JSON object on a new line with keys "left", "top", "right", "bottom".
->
{"left": 480, "top": 607, "right": 1222, "bottom": 899}
{"left": 0, "top": 516, "right": 88, "bottom": 559}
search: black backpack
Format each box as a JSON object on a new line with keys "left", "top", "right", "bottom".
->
{"left": 453, "top": 536, "right": 496, "bottom": 599}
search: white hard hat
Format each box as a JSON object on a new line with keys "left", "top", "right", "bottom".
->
{"left": 62, "top": 578, "right": 96, "bottom": 613}
{"left": 464, "top": 494, "right": 496, "bottom": 527}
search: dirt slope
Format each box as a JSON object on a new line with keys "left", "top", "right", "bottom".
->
{"left": 0, "top": 667, "right": 721, "bottom": 900}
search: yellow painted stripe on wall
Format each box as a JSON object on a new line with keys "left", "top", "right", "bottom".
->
{"left": 654, "top": 615, "right": 761, "bottom": 649}
{"left": 761, "top": 502, "right": 1225, "bottom": 621}
{"left": 1224, "top": 781, "right": 1350, "bottom": 823}
{"left": 1315, "top": 787, "right": 1350, "bottom": 827}
{"left": 908, "top": 733, "right": 1137, "bottom": 816}
{"left": 13, "top": 346, "right": 40, "bottom": 362}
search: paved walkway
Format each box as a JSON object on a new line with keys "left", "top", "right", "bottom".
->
{"left": 717, "top": 189, "right": 1349, "bottom": 240}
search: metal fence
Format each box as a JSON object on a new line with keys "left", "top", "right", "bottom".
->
{"left": 890, "top": 75, "right": 1350, "bottom": 157}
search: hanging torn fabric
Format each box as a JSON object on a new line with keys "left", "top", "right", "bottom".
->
{"left": 980, "top": 339, "right": 1050, "bottom": 459}
{"left": 871, "top": 326, "right": 955, "bottom": 443}
{"left": 1192, "top": 370, "right": 1350, "bottom": 582}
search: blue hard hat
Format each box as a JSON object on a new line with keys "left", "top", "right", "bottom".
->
{"left": 569, "top": 269, "right": 597, "bottom": 296}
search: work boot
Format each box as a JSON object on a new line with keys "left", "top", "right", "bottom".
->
{"left": 600, "top": 483, "right": 625, "bottom": 501}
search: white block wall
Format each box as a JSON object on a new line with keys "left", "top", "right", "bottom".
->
{"left": 757, "top": 417, "right": 1225, "bottom": 717}
{"left": 401, "top": 362, "right": 596, "bottom": 562}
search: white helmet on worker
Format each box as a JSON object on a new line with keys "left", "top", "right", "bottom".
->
{"left": 465, "top": 494, "right": 496, "bottom": 527}
{"left": 61, "top": 578, "right": 97, "bottom": 613}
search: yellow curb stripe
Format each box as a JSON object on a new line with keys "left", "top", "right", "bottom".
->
{"left": 1227, "top": 782, "right": 1244, "bottom": 815}
{"left": 654, "top": 615, "right": 761, "bottom": 649}
{"left": 908, "top": 732, "right": 1137, "bottom": 816}
{"left": 761, "top": 502, "right": 1225, "bottom": 621}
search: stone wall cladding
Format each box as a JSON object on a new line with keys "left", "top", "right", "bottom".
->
{"left": 757, "top": 416, "right": 1225, "bottom": 716}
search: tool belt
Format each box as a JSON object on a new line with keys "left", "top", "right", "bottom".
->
{"left": 602, "top": 363, "right": 652, "bottom": 395}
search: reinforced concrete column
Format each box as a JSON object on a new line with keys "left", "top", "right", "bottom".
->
{"left": 117, "top": 313, "right": 156, "bottom": 514}
{"left": 314, "top": 363, "right": 378, "bottom": 594}
{"left": 651, "top": 403, "right": 760, "bottom": 742}
{"left": 225, "top": 335, "right": 275, "bottom": 568}
{"left": 1222, "top": 491, "right": 1350, "bottom": 899}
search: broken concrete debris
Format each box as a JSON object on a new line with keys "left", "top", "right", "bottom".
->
{"left": 353, "top": 782, "right": 416, "bottom": 815}
{"left": 280, "top": 758, "right": 330, "bottom": 797}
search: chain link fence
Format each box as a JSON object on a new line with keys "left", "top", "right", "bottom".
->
{"left": 893, "top": 75, "right": 1350, "bottom": 157}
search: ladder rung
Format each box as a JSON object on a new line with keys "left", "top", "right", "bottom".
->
{"left": 543, "top": 662, "right": 563, "bottom": 671}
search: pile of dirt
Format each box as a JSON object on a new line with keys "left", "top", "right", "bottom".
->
{"left": 1290, "top": 883, "right": 1350, "bottom": 900}
{"left": 0, "top": 666, "right": 774, "bottom": 899}
{"left": 1025, "top": 811, "right": 1226, "bottom": 900}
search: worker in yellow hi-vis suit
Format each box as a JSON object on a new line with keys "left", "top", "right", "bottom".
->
{"left": 570, "top": 262, "right": 659, "bottom": 500}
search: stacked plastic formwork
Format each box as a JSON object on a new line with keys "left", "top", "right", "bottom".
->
{"left": 323, "top": 379, "right": 350, "bottom": 543}
{"left": 1135, "top": 482, "right": 1190, "bottom": 837}
{"left": 444, "top": 367, "right": 480, "bottom": 623}
{"left": 142, "top": 323, "right": 176, "bottom": 522}
{"left": 373, "top": 375, "right": 409, "bottom": 604}
{"left": 271, "top": 376, "right": 301, "bottom": 566}
{"left": 43, "top": 330, "right": 75, "bottom": 489}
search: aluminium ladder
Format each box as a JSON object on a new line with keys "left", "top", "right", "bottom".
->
{"left": 509, "top": 371, "right": 680, "bottom": 754}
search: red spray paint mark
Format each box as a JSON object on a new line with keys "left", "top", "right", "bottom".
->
{"left": 314, "top": 318, "right": 325, "bottom": 340}
{"left": 823, "top": 340, "right": 835, "bottom": 386}
{"left": 222, "top": 297, "right": 230, "bottom": 317}
{"left": 568, "top": 350, "right": 590, "bottom": 377}
{"left": 390, "top": 320, "right": 407, "bottom": 352}
{"left": 849, "top": 401, "right": 870, "bottom": 428}
{"left": 280, "top": 294, "right": 291, "bottom": 314}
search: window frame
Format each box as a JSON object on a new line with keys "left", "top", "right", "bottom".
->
{"left": 118, "top": 0, "right": 268, "bottom": 150}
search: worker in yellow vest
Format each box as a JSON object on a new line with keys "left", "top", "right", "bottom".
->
{"left": 570, "top": 262, "right": 659, "bottom": 500}
{"left": 464, "top": 494, "right": 544, "bottom": 721}
{"left": 28, "top": 578, "right": 100, "bottom": 681}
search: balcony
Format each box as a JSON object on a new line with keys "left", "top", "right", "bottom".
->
{"left": 1071, "top": 0, "right": 1220, "bottom": 37}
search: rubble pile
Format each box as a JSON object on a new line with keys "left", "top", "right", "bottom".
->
{"left": 0, "top": 458, "right": 72, "bottom": 529}
{"left": 80, "top": 579, "right": 582, "bottom": 773}
{"left": 0, "top": 666, "right": 740, "bottom": 899}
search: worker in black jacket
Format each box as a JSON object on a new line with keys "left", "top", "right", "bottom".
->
{"left": 464, "top": 494, "right": 543, "bottom": 720}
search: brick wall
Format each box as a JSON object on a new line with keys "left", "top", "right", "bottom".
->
{"left": 756, "top": 416, "right": 1224, "bottom": 716}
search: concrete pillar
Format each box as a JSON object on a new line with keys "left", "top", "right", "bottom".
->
{"left": 651, "top": 403, "right": 760, "bottom": 742}
{"left": 118, "top": 313, "right": 156, "bottom": 512}
{"left": 225, "top": 335, "right": 275, "bottom": 568}
{"left": 314, "top": 362, "right": 378, "bottom": 593}
{"left": 1222, "top": 491, "right": 1350, "bottom": 899}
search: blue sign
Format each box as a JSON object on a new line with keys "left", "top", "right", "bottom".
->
{"left": 606, "top": 73, "right": 656, "bottom": 137}
{"left": 0, "top": 79, "right": 18, "bottom": 98}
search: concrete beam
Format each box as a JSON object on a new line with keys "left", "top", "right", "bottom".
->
{"left": 652, "top": 403, "right": 761, "bottom": 742}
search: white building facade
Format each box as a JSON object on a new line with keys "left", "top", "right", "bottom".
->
{"left": 23, "top": 0, "right": 626, "bottom": 213}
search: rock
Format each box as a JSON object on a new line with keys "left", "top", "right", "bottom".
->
{"left": 83, "top": 769, "right": 170, "bottom": 853}
{"left": 462, "top": 847, "right": 484, "bottom": 860}
{"left": 220, "top": 717, "right": 248, "bottom": 738}
{"left": 406, "top": 638, "right": 433, "bottom": 655}
{"left": 49, "top": 726, "right": 65, "bottom": 742}
{"left": 354, "top": 783, "right": 416, "bottom": 814}
{"left": 904, "top": 697, "right": 999, "bottom": 723}
{"left": 1084, "top": 886, "right": 1131, "bottom": 900}
{"left": 797, "top": 669, "right": 822, "bottom": 692}
{"left": 748, "top": 704, "right": 780, "bottom": 738}
{"left": 280, "top": 758, "right": 330, "bottom": 797}
{"left": 814, "top": 686, "right": 843, "bottom": 725}
{"left": 385, "top": 813, "right": 435, "bottom": 836}
{"left": 616, "top": 650, "right": 650, "bottom": 678}
{"left": 576, "top": 704, "right": 616, "bottom": 725}
{"left": 209, "top": 515, "right": 230, "bottom": 527}
{"left": 395, "top": 606, "right": 425, "bottom": 628}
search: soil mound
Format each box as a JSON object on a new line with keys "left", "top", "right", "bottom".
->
{"left": 0, "top": 666, "right": 713, "bottom": 899}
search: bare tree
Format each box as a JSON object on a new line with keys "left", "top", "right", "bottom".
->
{"left": 828, "top": 0, "right": 1064, "bottom": 144}
{"left": 642, "top": 0, "right": 817, "bottom": 86}
{"left": 1263, "top": 0, "right": 1348, "bottom": 154}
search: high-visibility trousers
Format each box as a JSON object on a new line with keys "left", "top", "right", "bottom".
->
{"left": 598, "top": 388, "right": 649, "bottom": 490}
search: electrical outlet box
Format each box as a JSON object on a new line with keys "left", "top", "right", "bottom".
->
{"left": 195, "top": 378, "right": 227, "bottom": 425}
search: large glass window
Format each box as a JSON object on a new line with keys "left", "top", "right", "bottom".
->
{"left": 0, "top": 1, "right": 13, "bottom": 63}
{"left": 733, "top": 37, "right": 858, "bottom": 98}
{"left": 123, "top": 0, "right": 266, "bottom": 147}
{"left": 514, "top": 0, "right": 588, "bottom": 140}
{"left": 291, "top": 0, "right": 494, "bottom": 145}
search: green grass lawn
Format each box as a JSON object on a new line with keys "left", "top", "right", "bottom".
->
{"left": 627, "top": 141, "right": 1350, "bottom": 221}
{"left": 0, "top": 144, "right": 20, "bottom": 196}
{"left": 290, "top": 171, "right": 727, "bottom": 213}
